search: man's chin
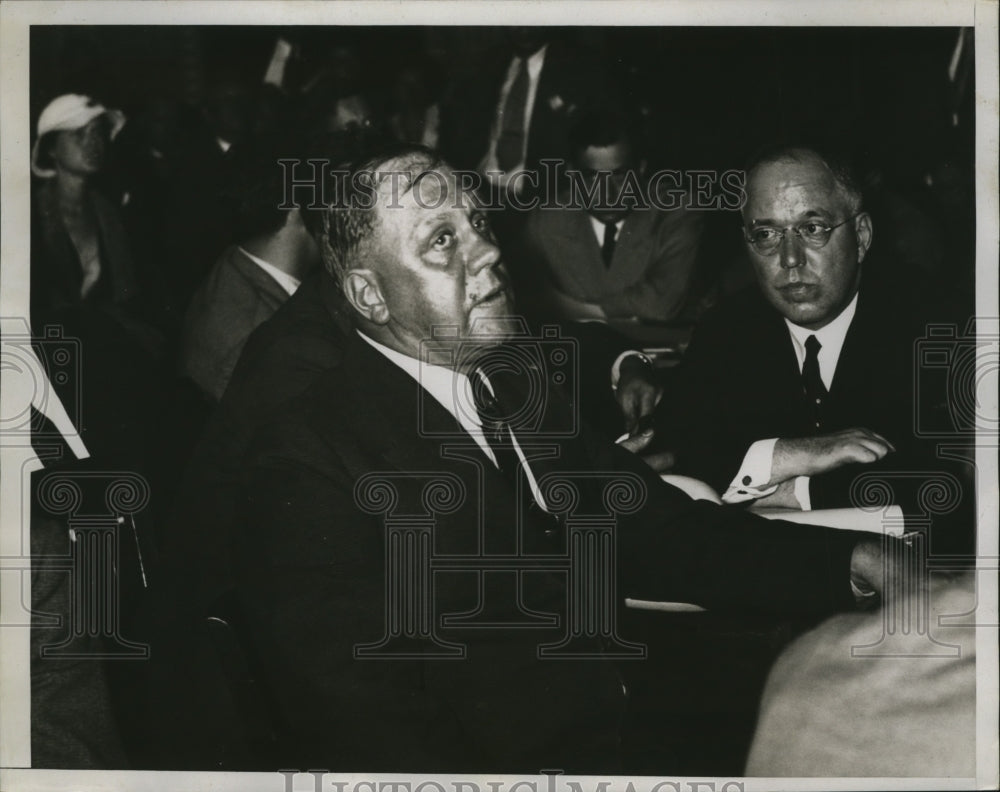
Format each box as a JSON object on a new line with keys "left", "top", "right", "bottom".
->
{"left": 467, "top": 302, "right": 520, "bottom": 344}
{"left": 778, "top": 301, "right": 830, "bottom": 329}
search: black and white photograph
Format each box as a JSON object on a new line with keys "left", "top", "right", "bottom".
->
{"left": 0, "top": 2, "right": 997, "bottom": 790}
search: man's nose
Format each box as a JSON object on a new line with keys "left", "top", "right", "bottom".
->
{"left": 778, "top": 230, "right": 805, "bottom": 270}
{"left": 468, "top": 232, "right": 502, "bottom": 276}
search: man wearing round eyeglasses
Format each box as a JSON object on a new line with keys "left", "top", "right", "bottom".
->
{"left": 653, "top": 144, "right": 955, "bottom": 515}
{"left": 742, "top": 150, "right": 871, "bottom": 335}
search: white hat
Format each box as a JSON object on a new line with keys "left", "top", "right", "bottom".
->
{"left": 31, "top": 94, "right": 126, "bottom": 178}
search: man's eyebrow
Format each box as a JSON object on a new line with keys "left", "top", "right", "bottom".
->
{"left": 748, "top": 209, "right": 828, "bottom": 226}
{"left": 409, "top": 211, "right": 452, "bottom": 240}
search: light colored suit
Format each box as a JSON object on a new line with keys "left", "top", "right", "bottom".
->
{"left": 522, "top": 203, "right": 705, "bottom": 322}
{"left": 179, "top": 245, "right": 291, "bottom": 401}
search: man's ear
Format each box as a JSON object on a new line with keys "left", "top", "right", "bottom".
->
{"left": 855, "top": 212, "right": 874, "bottom": 263}
{"left": 343, "top": 269, "right": 389, "bottom": 324}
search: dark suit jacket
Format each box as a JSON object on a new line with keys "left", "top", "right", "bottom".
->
{"left": 164, "top": 270, "right": 352, "bottom": 610}
{"left": 165, "top": 273, "right": 649, "bottom": 616}
{"left": 522, "top": 204, "right": 706, "bottom": 322}
{"left": 439, "top": 40, "right": 614, "bottom": 173}
{"left": 658, "top": 277, "right": 945, "bottom": 510}
{"left": 178, "top": 245, "right": 293, "bottom": 401}
{"left": 232, "top": 330, "right": 862, "bottom": 773}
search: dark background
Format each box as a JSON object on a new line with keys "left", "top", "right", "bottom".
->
{"left": 31, "top": 25, "right": 976, "bottom": 310}
{"left": 26, "top": 24, "right": 978, "bottom": 775}
{"left": 31, "top": 25, "right": 974, "bottom": 177}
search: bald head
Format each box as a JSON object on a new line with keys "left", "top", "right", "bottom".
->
{"left": 741, "top": 149, "right": 873, "bottom": 330}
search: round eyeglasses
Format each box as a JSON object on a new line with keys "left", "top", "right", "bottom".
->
{"left": 743, "top": 214, "right": 860, "bottom": 255}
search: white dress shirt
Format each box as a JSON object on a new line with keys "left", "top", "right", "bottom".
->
{"left": 238, "top": 247, "right": 301, "bottom": 297}
{"left": 358, "top": 331, "right": 549, "bottom": 510}
{"left": 723, "top": 293, "right": 860, "bottom": 509}
{"left": 588, "top": 215, "right": 624, "bottom": 248}
{"left": 479, "top": 44, "right": 548, "bottom": 187}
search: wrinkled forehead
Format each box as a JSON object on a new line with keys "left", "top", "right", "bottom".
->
{"left": 369, "top": 154, "right": 463, "bottom": 211}
{"left": 744, "top": 155, "right": 846, "bottom": 219}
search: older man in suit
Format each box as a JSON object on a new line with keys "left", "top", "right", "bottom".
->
{"left": 225, "top": 144, "right": 899, "bottom": 773}
{"left": 656, "top": 145, "right": 968, "bottom": 525}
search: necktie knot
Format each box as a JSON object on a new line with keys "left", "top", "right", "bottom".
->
{"left": 470, "top": 369, "right": 508, "bottom": 445}
{"left": 469, "top": 368, "right": 530, "bottom": 493}
{"left": 805, "top": 334, "right": 822, "bottom": 356}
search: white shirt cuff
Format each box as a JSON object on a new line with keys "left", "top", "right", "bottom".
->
{"left": 793, "top": 476, "right": 812, "bottom": 510}
{"left": 722, "top": 438, "right": 779, "bottom": 503}
{"left": 610, "top": 350, "right": 651, "bottom": 391}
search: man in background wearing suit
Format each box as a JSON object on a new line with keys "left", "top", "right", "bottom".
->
{"left": 229, "top": 144, "right": 899, "bottom": 773}
{"left": 657, "top": 145, "right": 965, "bottom": 522}
{"left": 518, "top": 109, "right": 707, "bottom": 326}
{"left": 179, "top": 135, "right": 323, "bottom": 401}
{"left": 439, "top": 28, "right": 612, "bottom": 197}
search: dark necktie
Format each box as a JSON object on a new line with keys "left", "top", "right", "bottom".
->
{"left": 601, "top": 222, "right": 617, "bottom": 268}
{"left": 496, "top": 57, "right": 529, "bottom": 172}
{"left": 470, "top": 368, "right": 523, "bottom": 484}
{"left": 802, "top": 334, "right": 827, "bottom": 429}
{"left": 470, "top": 368, "right": 560, "bottom": 547}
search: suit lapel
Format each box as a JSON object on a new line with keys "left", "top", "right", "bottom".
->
{"left": 826, "top": 288, "right": 883, "bottom": 408}
{"left": 341, "top": 335, "right": 524, "bottom": 558}
{"left": 610, "top": 211, "right": 654, "bottom": 282}
{"left": 757, "top": 298, "right": 812, "bottom": 428}
{"left": 342, "top": 335, "right": 460, "bottom": 473}
{"left": 550, "top": 210, "right": 607, "bottom": 291}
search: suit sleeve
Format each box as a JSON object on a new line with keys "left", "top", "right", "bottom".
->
{"left": 655, "top": 308, "right": 769, "bottom": 492}
{"left": 583, "top": 430, "right": 861, "bottom": 615}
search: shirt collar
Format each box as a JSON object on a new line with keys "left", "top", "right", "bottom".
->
{"left": 588, "top": 215, "right": 625, "bottom": 244}
{"left": 238, "top": 247, "right": 301, "bottom": 297}
{"left": 783, "top": 291, "right": 859, "bottom": 387}
{"left": 357, "top": 330, "right": 481, "bottom": 428}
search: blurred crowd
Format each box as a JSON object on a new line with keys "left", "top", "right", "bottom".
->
{"left": 23, "top": 24, "right": 978, "bottom": 774}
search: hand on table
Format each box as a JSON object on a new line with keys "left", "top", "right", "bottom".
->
{"left": 772, "top": 428, "right": 895, "bottom": 483}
